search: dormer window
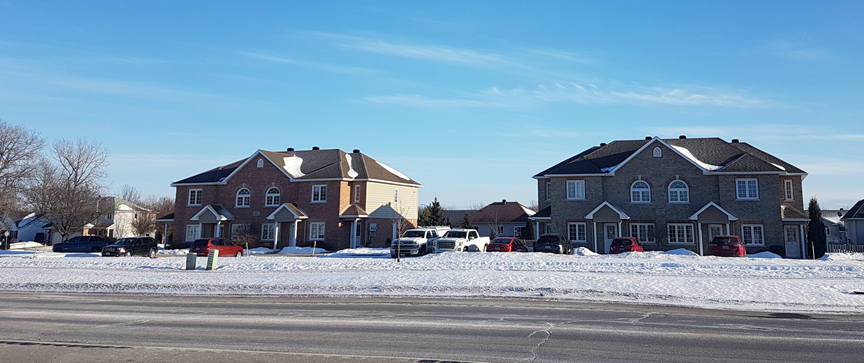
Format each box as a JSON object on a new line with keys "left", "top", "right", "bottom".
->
{"left": 631, "top": 181, "right": 651, "bottom": 203}
{"left": 653, "top": 147, "right": 662, "bottom": 157}
{"left": 236, "top": 188, "right": 251, "bottom": 207}
{"left": 257, "top": 159, "right": 264, "bottom": 168}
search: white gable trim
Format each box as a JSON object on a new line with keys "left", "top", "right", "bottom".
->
{"left": 221, "top": 150, "right": 295, "bottom": 184}
{"left": 190, "top": 205, "right": 234, "bottom": 221}
{"left": 688, "top": 202, "right": 737, "bottom": 221}
{"left": 266, "top": 204, "right": 309, "bottom": 220}
{"left": 608, "top": 137, "right": 715, "bottom": 176}
{"left": 585, "top": 201, "right": 629, "bottom": 220}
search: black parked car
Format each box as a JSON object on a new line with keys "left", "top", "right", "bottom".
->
{"left": 52, "top": 236, "right": 112, "bottom": 253}
{"left": 533, "top": 234, "right": 573, "bottom": 254}
{"left": 102, "top": 237, "right": 158, "bottom": 258}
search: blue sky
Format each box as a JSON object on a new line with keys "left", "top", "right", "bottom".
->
{"left": 1, "top": 1, "right": 861, "bottom": 210}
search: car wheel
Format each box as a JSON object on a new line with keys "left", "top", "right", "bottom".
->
{"left": 235, "top": 251, "right": 242, "bottom": 257}
{"left": 149, "top": 249, "right": 157, "bottom": 259}
{"left": 124, "top": 251, "right": 132, "bottom": 257}
{"left": 420, "top": 245, "right": 426, "bottom": 256}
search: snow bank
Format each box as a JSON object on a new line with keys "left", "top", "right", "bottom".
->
{"left": 662, "top": 248, "right": 698, "bottom": 256}
{"left": 574, "top": 247, "right": 598, "bottom": 256}
{"left": 9, "top": 242, "right": 44, "bottom": 250}
{"left": 749, "top": 251, "right": 782, "bottom": 259}
{"left": 277, "top": 246, "right": 328, "bottom": 255}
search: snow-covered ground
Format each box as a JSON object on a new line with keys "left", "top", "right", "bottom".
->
{"left": 1, "top": 246, "right": 862, "bottom": 314}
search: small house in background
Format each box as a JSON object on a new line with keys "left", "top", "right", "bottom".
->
{"left": 841, "top": 199, "right": 864, "bottom": 244}
{"left": 44, "top": 197, "right": 153, "bottom": 244}
{"left": 468, "top": 200, "right": 536, "bottom": 238}
{"left": 442, "top": 209, "right": 477, "bottom": 228}
{"left": 818, "top": 209, "right": 847, "bottom": 244}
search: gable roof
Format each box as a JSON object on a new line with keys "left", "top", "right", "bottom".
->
{"left": 468, "top": 200, "right": 535, "bottom": 224}
{"left": 585, "top": 201, "right": 629, "bottom": 220}
{"left": 172, "top": 148, "right": 421, "bottom": 187}
{"left": 841, "top": 199, "right": 864, "bottom": 220}
{"left": 534, "top": 137, "right": 807, "bottom": 178}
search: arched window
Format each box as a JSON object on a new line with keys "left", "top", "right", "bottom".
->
{"left": 265, "top": 187, "right": 280, "bottom": 206}
{"left": 630, "top": 181, "right": 651, "bottom": 203}
{"left": 652, "top": 147, "right": 662, "bottom": 157}
{"left": 236, "top": 188, "right": 251, "bottom": 207}
{"left": 256, "top": 159, "right": 264, "bottom": 168}
{"left": 668, "top": 180, "right": 689, "bottom": 203}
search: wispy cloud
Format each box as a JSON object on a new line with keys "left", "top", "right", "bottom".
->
{"left": 364, "top": 94, "right": 508, "bottom": 108}
{"left": 346, "top": 40, "right": 522, "bottom": 69}
{"left": 759, "top": 41, "right": 833, "bottom": 62}
{"left": 239, "top": 51, "right": 380, "bottom": 76}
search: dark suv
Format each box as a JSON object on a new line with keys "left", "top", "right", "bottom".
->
{"left": 52, "top": 236, "right": 111, "bottom": 252}
{"left": 102, "top": 237, "right": 158, "bottom": 258}
{"left": 533, "top": 234, "right": 573, "bottom": 254}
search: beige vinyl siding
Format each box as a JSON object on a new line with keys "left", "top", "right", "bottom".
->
{"left": 365, "top": 182, "right": 419, "bottom": 220}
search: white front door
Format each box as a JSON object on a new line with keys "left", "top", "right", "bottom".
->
{"left": 604, "top": 223, "right": 618, "bottom": 253}
{"left": 784, "top": 225, "right": 801, "bottom": 258}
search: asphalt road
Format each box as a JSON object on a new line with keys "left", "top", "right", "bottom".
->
{"left": 0, "top": 293, "right": 862, "bottom": 363}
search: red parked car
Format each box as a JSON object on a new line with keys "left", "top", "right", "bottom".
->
{"left": 486, "top": 237, "right": 528, "bottom": 252}
{"left": 610, "top": 237, "right": 644, "bottom": 254}
{"left": 189, "top": 237, "right": 244, "bottom": 257}
{"left": 708, "top": 235, "right": 746, "bottom": 257}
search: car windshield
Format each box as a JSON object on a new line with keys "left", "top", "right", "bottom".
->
{"left": 443, "top": 231, "right": 466, "bottom": 238}
{"left": 537, "top": 236, "right": 559, "bottom": 244}
{"left": 114, "top": 238, "right": 135, "bottom": 246}
{"left": 491, "top": 238, "right": 511, "bottom": 244}
{"left": 611, "top": 239, "right": 630, "bottom": 246}
{"left": 191, "top": 239, "right": 210, "bottom": 247}
{"left": 402, "top": 231, "right": 424, "bottom": 238}
{"left": 711, "top": 237, "right": 739, "bottom": 244}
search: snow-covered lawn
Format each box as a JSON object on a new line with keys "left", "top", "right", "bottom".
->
{"left": 1, "top": 247, "right": 862, "bottom": 314}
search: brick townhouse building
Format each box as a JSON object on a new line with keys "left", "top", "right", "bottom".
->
{"left": 531, "top": 136, "right": 810, "bottom": 257}
{"left": 166, "top": 147, "right": 421, "bottom": 251}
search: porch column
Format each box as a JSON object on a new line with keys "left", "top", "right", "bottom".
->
{"left": 273, "top": 222, "right": 280, "bottom": 250}
{"left": 351, "top": 219, "right": 358, "bottom": 248}
{"left": 799, "top": 224, "right": 806, "bottom": 259}
{"left": 534, "top": 222, "right": 539, "bottom": 240}
{"left": 162, "top": 223, "right": 168, "bottom": 247}
{"left": 290, "top": 220, "right": 299, "bottom": 247}
{"left": 592, "top": 221, "right": 598, "bottom": 253}
{"left": 215, "top": 221, "right": 222, "bottom": 237}
{"left": 697, "top": 222, "right": 704, "bottom": 256}
{"left": 725, "top": 223, "right": 730, "bottom": 235}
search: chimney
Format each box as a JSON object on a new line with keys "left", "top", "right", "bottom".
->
{"left": 731, "top": 139, "right": 739, "bottom": 143}
{"left": 502, "top": 199, "right": 507, "bottom": 203}
{"left": 353, "top": 149, "right": 360, "bottom": 153}
{"left": 600, "top": 143, "right": 607, "bottom": 147}
{"left": 645, "top": 136, "right": 651, "bottom": 140}
{"left": 312, "top": 146, "right": 320, "bottom": 150}
{"left": 679, "top": 135, "right": 686, "bottom": 139}
{"left": 286, "top": 148, "right": 294, "bottom": 152}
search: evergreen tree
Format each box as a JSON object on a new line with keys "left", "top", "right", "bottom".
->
{"left": 523, "top": 219, "right": 535, "bottom": 240}
{"left": 417, "top": 206, "right": 431, "bottom": 226}
{"left": 425, "top": 197, "right": 447, "bottom": 226}
{"left": 807, "top": 197, "right": 827, "bottom": 259}
{"left": 489, "top": 229, "right": 497, "bottom": 240}
{"left": 459, "top": 213, "right": 473, "bottom": 229}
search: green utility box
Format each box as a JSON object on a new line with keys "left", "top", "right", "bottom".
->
{"left": 206, "top": 249, "right": 219, "bottom": 270}
{"left": 185, "top": 252, "right": 196, "bottom": 270}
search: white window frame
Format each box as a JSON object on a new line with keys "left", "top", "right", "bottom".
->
{"left": 567, "top": 222, "right": 587, "bottom": 243}
{"left": 394, "top": 188, "right": 400, "bottom": 204}
{"left": 566, "top": 180, "right": 585, "bottom": 200}
{"left": 741, "top": 224, "right": 764, "bottom": 245}
{"left": 309, "top": 222, "right": 325, "bottom": 240}
{"left": 185, "top": 224, "right": 200, "bottom": 241}
{"left": 652, "top": 147, "right": 662, "bottom": 157}
{"left": 188, "top": 189, "right": 202, "bottom": 206}
{"left": 236, "top": 188, "right": 251, "bottom": 207}
{"left": 354, "top": 185, "right": 361, "bottom": 203}
{"left": 256, "top": 159, "right": 264, "bottom": 168}
{"left": 630, "top": 223, "right": 655, "bottom": 243}
{"left": 736, "top": 178, "right": 759, "bottom": 200}
{"left": 261, "top": 224, "right": 275, "bottom": 241}
{"left": 545, "top": 182, "right": 552, "bottom": 201}
{"left": 668, "top": 180, "right": 689, "bottom": 203}
{"left": 311, "top": 185, "right": 327, "bottom": 203}
{"left": 496, "top": 225, "right": 504, "bottom": 234}
{"left": 630, "top": 181, "right": 651, "bottom": 203}
{"left": 667, "top": 223, "right": 694, "bottom": 244}
{"left": 784, "top": 180, "right": 793, "bottom": 201}
{"left": 265, "top": 187, "right": 280, "bottom": 207}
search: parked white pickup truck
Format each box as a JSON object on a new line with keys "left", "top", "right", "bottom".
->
{"left": 433, "top": 228, "right": 490, "bottom": 253}
{"left": 390, "top": 228, "right": 443, "bottom": 258}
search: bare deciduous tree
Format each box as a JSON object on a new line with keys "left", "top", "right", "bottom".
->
{"left": 390, "top": 204, "right": 416, "bottom": 262}
{"left": 0, "top": 119, "right": 45, "bottom": 211}
{"left": 118, "top": 184, "right": 142, "bottom": 205}
{"left": 23, "top": 139, "right": 109, "bottom": 241}
{"left": 136, "top": 195, "right": 174, "bottom": 240}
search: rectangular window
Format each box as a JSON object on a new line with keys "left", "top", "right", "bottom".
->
{"left": 185, "top": 224, "right": 200, "bottom": 241}
{"left": 261, "top": 224, "right": 275, "bottom": 241}
{"left": 568, "top": 222, "right": 587, "bottom": 242}
{"left": 394, "top": 188, "right": 400, "bottom": 203}
{"left": 784, "top": 225, "right": 799, "bottom": 243}
{"left": 825, "top": 227, "right": 830, "bottom": 236}
{"left": 742, "top": 224, "right": 764, "bottom": 245}
{"left": 668, "top": 224, "right": 694, "bottom": 243}
{"left": 354, "top": 185, "right": 361, "bottom": 203}
{"left": 566, "top": 180, "right": 585, "bottom": 200}
{"left": 545, "top": 182, "right": 552, "bottom": 201}
{"left": 309, "top": 222, "right": 325, "bottom": 240}
{"left": 496, "top": 225, "right": 504, "bottom": 234}
{"left": 188, "top": 189, "right": 202, "bottom": 206}
{"left": 231, "top": 223, "right": 249, "bottom": 238}
{"left": 312, "top": 185, "right": 327, "bottom": 202}
{"left": 544, "top": 223, "right": 553, "bottom": 234}
{"left": 736, "top": 179, "right": 759, "bottom": 200}
{"left": 630, "top": 223, "right": 655, "bottom": 243}
{"left": 784, "top": 180, "right": 793, "bottom": 200}
{"left": 708, "top": 224, "right": 723, "bottom": 240}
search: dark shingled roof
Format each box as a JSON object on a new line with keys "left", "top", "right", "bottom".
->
{"left": 173, "top": 149, "right": 420, "bottom": 186}
{"left": 841, "top": 199, "right": 864, "bottom": 220}
{"left": 468, "top": 201, "right": 535, "bottom": 224}
{"left": 535, "top": 137, "right": 806, "bottom": 177}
